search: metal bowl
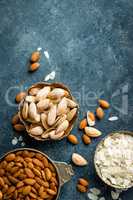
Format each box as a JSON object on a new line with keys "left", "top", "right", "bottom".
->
{"left": 19, "top": 82, "right": 79, "bottom": 141}
{"left": 94, "top": 130, "right": 133, "bottom": 190}
{"left": 0, "top": 148, "right": 74, "bottom": 200}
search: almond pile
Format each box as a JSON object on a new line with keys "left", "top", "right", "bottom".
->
{"left": 0, "top": 150, "right": 59, "bottom": 200}
{"left": 19, "top": 83, "right": 78, "bottom": 140}
{"left": 77, "top": 178, "right": 89, "bottom": 193}
{"left": 29, "top": 51, "right": 41, "bottom": 72}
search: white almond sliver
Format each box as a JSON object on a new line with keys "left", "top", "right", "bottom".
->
{"left": 108, "top": 116, "right": 118, "bottom": 121}
{"left": 90, "top": 188, "right": 101, "bottom": 196}
{"left": 87, "top": 193, "right": 98, "bottom": 200}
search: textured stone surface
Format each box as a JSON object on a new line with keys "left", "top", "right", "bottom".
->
{"left": 0, "top": 0, "right": 133, "bottom": 199}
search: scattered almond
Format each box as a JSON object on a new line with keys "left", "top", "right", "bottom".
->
{"left": 30, "top": 62, "right": 40, "bottom": 72}
{"left": 87, "top": 111, "right": 95, "bottom": 126}
{"left": 11, "top": 113, "right": 20, "bottom": 125}
{"left": 78, "top": 178, "right": 89, "bottom": 187}
{"left": 84, "top": 127, "right": 102, "bottom": 137}
{"left": 79, "top": 119, "right": 87, "bottom": 130}
{"left": 13, "top": 124, "right": 25, "bottom": 132}
{"left": 30, "top": 51, "right": 41, "bottom": 62}
{"left": 98, "top": 99, "right": 110, "bottom": 109}
{"left": 77, "top": 184, "right": 87, "bottom": 193}
{"left": 72, "top": 153, "right": 88, "bottom": 166}
{"left": 67, "top": 134, "right": 79, "bottom": 145}
{"left": 15, "top": 91, "right": 26, "bottom": 103}
{"left": 96, "top": 107, "right": 104, "bottom": 119}
{"left": 82, "top": 134, "right": 91, "bottom": 145}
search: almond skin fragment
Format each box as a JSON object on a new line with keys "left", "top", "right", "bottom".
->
{"left": 78, "top": 178, "right": 89, "bottom": 187}
{"left": 96, "top": 107, "right": 104, "bottom": 119}
{"left": 84, "top": 127, "right": 102, "bottom": 138}
{"left": 67, "top": 134, "right": 79, "bottom": 145}
{"left": 15, "top": 91, "right": 26, "bottom": 103}
{"left": 77, "top": 184, "right": 87, "bottom": 193}
{"left": 30, "top": 51, "right": 41, "bottom": 62}
{"left": 14, "top": 124, "right": 25, "bottom": 132}
{"left": 98, "top": 99, "right": 110, "bottom": 109}
{"left": 79, "top": 119, "right": 87, "bottom": 130}
{"left": 82, "top": 134, "right": 91, "bottom": 145}
{"left": 29, "top": 62, "right": 40, "bottom": 72}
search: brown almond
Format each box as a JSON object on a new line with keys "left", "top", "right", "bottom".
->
{"left": 77, "top": 184, "right": 87, "bottom": 193}
{"left": 47, "top": 188, "right": 57, "bottom": 195}
{"left": 98, "top": 99, "right": 110, "bottom": 109}
{"left": 96, "top": 107, "right": 104, "bottom": 119}
{"left": 11, "top": 113, "right": 20, "bottom": 125}
{"left": 0, "top": 191, "right": 3, "bottom": 199}
{"left": 0, "top": 178, "right": 4, "bottom": 186}
{"left": 24, "top": 178, "right": 36, "bottom": 185}
{"left": 16, "top": 181, "right": 24, "bottom": 188}
{"left": 45, "top": 168, "right": 52, "bottom": 181}
{"left": 31, "top": 51, "right": 41, "bottom": 62}
{"left": 29, "top": 192, "right": 37, "bottom": 198}
{"left": 33, "top": 168, "right": 41, "bottom": 177}
{"left": 5, "top": 153, "right": 16, "bottom": 162}
{"left": 23, "top": 185, "right": 32, "bottom": 195}
{"left": 15, "top": 91, "right": 26, "bottom": 103}
{"left": 78, "top": 178, "right": 89, "bottom": 187}
{"left": 14, "top": 124, "right": 25, "bottom": 131}
{"left": 33, "top": 158, "right": 44, "bottom": 169}
{"left": 25, "top": 168, "right": 35, "bottom": 178}
{"left": 79, "top": 119, "right": 87, "bottom": 130}
{"left": 67, "top": 134, "right": 79, "bottom": 145}
{"left": 82, "top": 134, "right": 91, "bottom": 145}
{"left": 7, "top": 186, "right": 15, "bottom": 194}
{"left": 30, "top": 62, "right": 40, "bottom": 72}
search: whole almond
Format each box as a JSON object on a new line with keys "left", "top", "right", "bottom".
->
{"left": 96, "top": 107, "right": 104, "bottom": 119}
{"left": 23, "top": 185, "right": 32, "bottom": 195}
{"left": 5, "top": 153, "right": 16, "bottom": 162}
{"left": 98, "top": 99, "right": 110, "bottom": 109}
{"left": 31, "top": 51, "right": 41, "bottom": 62}
{"left": 29, "top": 126, "right": 43, "bottom": 136}
{"left": 33, "top": 158, "right": 44, "bottom": 168}
{"left": 24, "top": 178, "right": 36, "bottom": 185}
{"left": 67, "top": 108, "right": 77, "bottom": 122}
{"left": 72, "top": 153, "right": 88, "bottom": 166}
{"left": 67, "top": 134, "right": 79, "bottom": 145}
{"left": 57, "top": 97, "right": 67, "bottom": 115}
{"left": 45, "top": 168, "right": 52, "bottom": 181}
{"left": 29, "top": 87, "right": 40, "bottom": 96}
{"left": 36, "top": 86, "right": 51, "bottom": 100}
{"left": 47, "top": 104, "right": 57, "bottom": 126}
{"left": 30, "top": 62, "right": 40, "bottom": 71}
{"left": 15, "top": 91, "right": 26, "bottom": 103}
{"left": 84, "top": 127, "right": 102, "bottom": 137}
{"left": 14, "top": 124, "right": 25, "bottom": 132}
{"left": 87, "top": 111, "right": 95, "bottom": 126}
{"left": 77, "top": 184, "right": 87, "bottom": 193}
{"left": 47, "top": 188, "right": 57, "bottom": 195}
{"left": 11, "top": 113, "right": 20, "bottom": 125}
{"left": 78, "top": 178, "right": 89, "bottom": 187}
{"left": 25, "top": 168, "right": 35, "bottom": 178}
{"left": 82, "top": 134, "right": 91, "bottom": 145}
{"left": 0, "top": 191, "right": 3, "bottom": 199}
{"left": 79, "top": 119, "right": 87, "bottom": 130}
{"left": 48, "top": 88, "right": 68, "bottom": 99}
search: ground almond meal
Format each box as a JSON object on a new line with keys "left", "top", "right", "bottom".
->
{"left": 95, "top": 133, "right": 133, "bottom": 188}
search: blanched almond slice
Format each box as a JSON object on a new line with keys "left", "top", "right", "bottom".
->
{"left": 84, "top": 127, "right": 102, "bottom": 137}
{"left": 37, "top": 99, "right": 50, "bottom": 112}
{"left": 48, "top": 88, "right": 68, "bottom": 99}
{"left": 25, "top": 96, "right": 36, "bottom": 103}
{"left": 66, "top": 98, "right": 77, "bottom": 108}
{"left": 56, "top": 120, "right": 69, "bottom": 134}
{"left": 49, "top": 131, "right": 64, "bottom": 140}
{"left": 72, "top": 153, "right": 88, "bottom": 166}
{"left": 41, "top": 113, "right": 49, "bottom": 129}
{"left": 36, "top": 86, "right": 51, "bottom": 100}
{"left": 22, "top": 102, "right": 29, "bottom": 120}
{"left": 57, "top": 97, "right": 67, "bottom": 115}
{"left": 67, "top": 108, "right": 77, "bottom": 121}
{"left": 47, "top": 105, "right": 57, "bottom": 126}
{"left": 29, "top": 126, "right": 44, "bottom": 136}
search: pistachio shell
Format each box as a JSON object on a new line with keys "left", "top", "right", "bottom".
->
{"left": 41, "top": 132, "right": 50, "bottom": 139}
{"left": 29, "top": 87, "right": 40, "bottom": 96}
{"left": 29, "top": 102, "right": 37, "bottom": 120}
{"left": 36, "top": 86, "right": 51, "bottom": 100}
{"left": 22, "top": 102, "right": 29, "bottom": 120}
{"left": 47, "top": 105, "right": 57, "bottom": 126}
{"left": 37, "top": 99, "right": 50, "bottom": 112}
{"left": 67, "top": 108, "right": 77, "bottom": 121}
{"left": 29, "top": 126, "right": 44, "bottom": 136}
{"left": 48, "top": 88, "right": 68, "bottom": 99}
{"left": 66, "top": 98, "right": 77, "bottom": 108}
{"left": 56, "top": 120, "right": 69, "bottom": 134}
{"left": 57, "top": 97, "right": 67, "bottom": 115}
{"left": 72, "top": 153, "right": 88, "bottom": 166}
{"left": 54, "top": 114, "right": 67, "bottom": 127}
{"left": 41, "top": 113, "right": 49, "bottom": 129}
{"left": 25, "top": 96, "right": 36, "bottom": 103}
{"left": 49, "top": 131, "right": 64, "bottom": 140}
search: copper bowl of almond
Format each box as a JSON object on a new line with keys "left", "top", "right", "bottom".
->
{"left": 19, "top": 82, "right": 78, "bottom": 141}
{"left": 0, "top": 148, "right": 74, "bottom": 200}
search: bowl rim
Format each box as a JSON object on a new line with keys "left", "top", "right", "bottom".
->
{"left": 0, "top": 147, "right": 61, "bottom": 199}
{"left": 94, "top": 130, "right": 133, "bottom": 189}
{"left": 19, "top": 81, "right": 79, "bottom": 141}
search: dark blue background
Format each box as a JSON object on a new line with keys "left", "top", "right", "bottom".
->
{"left": 0, "top": 0, "right": 133, "bottom": 199}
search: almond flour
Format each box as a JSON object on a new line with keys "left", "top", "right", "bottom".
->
{"left": 95, "top": 133, "right": 133, "bottom": 188}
